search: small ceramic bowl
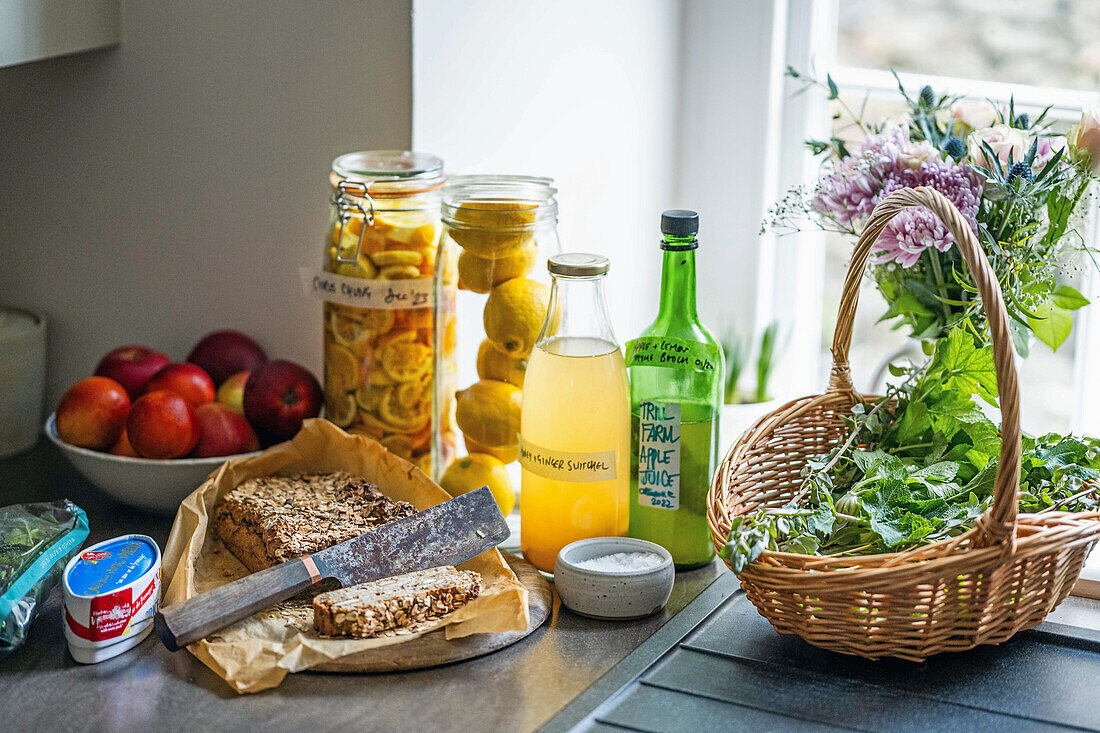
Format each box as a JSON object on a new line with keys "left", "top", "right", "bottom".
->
{"left": 46, "top": 413, "right": 261, "bottom": 515}
{"left": 554, "top": 537, "right": 675, "bottom": 620}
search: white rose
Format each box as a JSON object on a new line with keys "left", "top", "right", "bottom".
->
{"left": 950, "top": 100, "right": 998, "bottom": 135}
{"left": 898, "top": 139, "right": 938, "bottom": 170}
{"left": 967, "top": 124, "right": 1029, "bottom": 171}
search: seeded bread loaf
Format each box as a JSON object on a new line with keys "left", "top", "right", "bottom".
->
{"left": 313, "top": 566, "right": 482, "bottom": 638}
{"left": 213, "top": 471, "right": 417, "bottom": 573}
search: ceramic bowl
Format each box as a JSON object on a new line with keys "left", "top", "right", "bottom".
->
{"left": 45, "top": 413, "right": 260, "bottom": 515}
{"left": 554, "top": 537, "right": 675, "bottom": 620}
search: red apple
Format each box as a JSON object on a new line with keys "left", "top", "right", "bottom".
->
{"left": 192, "top": 402, "right": 260, "bottom": 457}
{"left": 145, "top": 363, "right": 215, "bottom": 407}
{"left": 109, "top": 428, "right": 140, "bottom": 458}
{"left": 187, "top": 330, "right": 267, "bottom": 386}
{"left": 215, "top": 370, "right": 250, "bottom": 414}
{"left": 94, "top": 345, "right": 170, "bottom": 400}
{"left": 243, "top": 360, "right": 322, "bottom": 442}
{"left": 56, "top": 377, "right": 131, "bottom": 450}
{"left": 127, "top": 391, "right": 199, "bottom": 459}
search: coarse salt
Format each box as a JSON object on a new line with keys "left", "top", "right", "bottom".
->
{"left": 574, "top": 551, "right": 664, "bottom": 573}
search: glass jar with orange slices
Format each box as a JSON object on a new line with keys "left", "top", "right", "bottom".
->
{"left": 322, "top": 151, "right": 456, "bottom": 478}
{"left": 439, "top": 176, "right": 559, "bottom": 514}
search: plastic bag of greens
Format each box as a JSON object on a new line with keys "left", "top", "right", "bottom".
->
{"left": 0, "top": 500, "right": 89, "bottom": 657}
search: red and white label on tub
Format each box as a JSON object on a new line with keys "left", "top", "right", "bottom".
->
{"left": 65, "top": 577, "right": 157, "bottom": 642}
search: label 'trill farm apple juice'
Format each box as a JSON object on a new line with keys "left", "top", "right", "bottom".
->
{"left": 520, "top": 254, "right": 630, "bottom": 573}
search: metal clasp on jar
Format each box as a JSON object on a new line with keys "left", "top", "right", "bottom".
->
{"left": 331, "top": 180, "right": 376, "bottom": 264}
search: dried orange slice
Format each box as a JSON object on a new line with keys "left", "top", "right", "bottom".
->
{"left": 325, "top": 343, "right": 362, "bottom": 393}
{"left": 371, "top": 250, "right": 423, "bottom": 268}
{"left": 396, "top": 376, "right": 430, "bottom": 410}
{"left": 381, "top": 340, "right": 431, "bottom": 383}
{"left": 348, "top": 425, "right": 384, "bottom": 439}
{"left": 330, "top": 215, "right": 363, "bottom": 245}
{"left": 361, "top": 309, "right": 396, "bottom": 333}
{"left": 325, "top": 391, "right": 357, "bottom": 428}
{"left": 380, "top": 434, "right": 414, "bottom": 460}
{"left": 408, "top": 422, "right": 432, "bottom": 452}
{"left": 411, "top": 223, "right": 438, "bottom": 250}
{"left": 366, "top": 357, "right": 395, "bottom": 387}
{"left": 328, "top": 308, "right": 373, "bottom": 347}
{"left": 359, "top": 411, "right": 394, "bottom": 433}
{"left": 378, "top": 265, "right": 422, "bottom": 280}
{"left": 396, "top": 308, "right": 432, "bottom": 330}
{"left": 375, "top": 328, "right": 417, "bottom": 350}
{"left": 355, "top": 384, "right": 387, "bottom": 413}
{"left": 379, "top": 387, "right": 430, "bottom": 431}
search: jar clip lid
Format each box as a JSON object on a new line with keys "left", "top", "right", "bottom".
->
{"left": 331, "top": 181, "right": 376, "bottom": 265}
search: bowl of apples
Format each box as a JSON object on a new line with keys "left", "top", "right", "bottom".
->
{"left": 46, "top": 332, "right": 322, "bottom": 514}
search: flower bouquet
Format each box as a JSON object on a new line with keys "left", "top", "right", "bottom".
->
{"left": 767, "top": 70, "right": 1100, "bottom": 355}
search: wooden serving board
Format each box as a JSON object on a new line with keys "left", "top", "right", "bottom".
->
{"left": 311, "top": 552, "right": 552, "bottom": 673}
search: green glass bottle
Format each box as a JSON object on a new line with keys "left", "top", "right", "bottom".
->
{"left": 627, "top": 210, "right": 723, "bottom": 568}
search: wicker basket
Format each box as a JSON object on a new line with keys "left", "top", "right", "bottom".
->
{"left": 707, "top": 186, "right": 1100, "bottom": 662}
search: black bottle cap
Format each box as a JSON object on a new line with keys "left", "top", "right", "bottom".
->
{"left": 661, "top": 209, "right": 699, "bottom": 237}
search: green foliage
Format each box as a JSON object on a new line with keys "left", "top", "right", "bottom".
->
{"left": 720, "top": 327, "right": 1100, "bottom": 572}
{"left": 755, "top": 322, "right": 779, "bottom": 403}
{"left": 722, "top": 322, "right": 784, "bottom": 405}
{"left": 721, "top": 329, "right": 747, "bottom": 404}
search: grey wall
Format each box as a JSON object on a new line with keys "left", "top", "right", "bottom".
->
{"left": 0, "top": 1, "right": 413, "bottom": 406}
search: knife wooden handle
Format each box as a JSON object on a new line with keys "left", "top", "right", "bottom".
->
{"left": 155, "top": 556, "right": 320, "bottom": 652}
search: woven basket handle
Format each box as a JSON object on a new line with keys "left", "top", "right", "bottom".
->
{"left": 829, "top": 186, "right": 1021, "bottom": 547}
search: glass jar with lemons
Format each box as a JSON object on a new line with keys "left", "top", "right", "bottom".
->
{"left": 439, "top": 176, "right": 560, "bottom": 516}
{"left": 321, "top": 151, "right": 456, "bottom": 478}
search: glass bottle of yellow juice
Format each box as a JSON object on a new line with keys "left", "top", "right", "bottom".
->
{"left": 520, "top": 254, "right": 630, "bottom": 572}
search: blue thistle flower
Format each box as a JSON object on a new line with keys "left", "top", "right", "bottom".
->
{"left": 1014, "top": 113, "right": 1030, "bottom": 129}
{"left": 919, "top": 85, "right": 935, "bottom": 108}
{"left": 944, "top": 136, "right": 965, "bottom": 160}
{"left": 1006, "top": 161, "right": 1034, "bottom": 185}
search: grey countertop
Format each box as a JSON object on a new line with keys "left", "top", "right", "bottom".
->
{"left": 0, "top": 442, "right": 723, "bottom": 733}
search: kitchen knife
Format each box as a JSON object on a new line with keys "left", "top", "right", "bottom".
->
{"left": 155, "top": 486, "right": 508, "bottom": 652}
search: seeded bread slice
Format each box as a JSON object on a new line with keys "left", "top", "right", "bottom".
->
{"left": 213, "top": 471, "right": 417, "bottom": 573}
{"left": 313, "top": 566, "right": 482, "bottom": 638}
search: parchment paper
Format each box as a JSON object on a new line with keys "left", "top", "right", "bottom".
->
{"left": 161, "top": 419, "right": 529, "bottom": 694}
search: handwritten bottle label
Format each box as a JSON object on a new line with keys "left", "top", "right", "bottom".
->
{"left": 300, "top": 267, "right": 433, "bottom": 310}
{"left": 625, "top": 337, "right": 719, "bottom": 372}
{"left": 637, "top": 401, "right": 681, "bottom": 510}
{"left": 518, "top": 436, "right": 617, "bottom": 482}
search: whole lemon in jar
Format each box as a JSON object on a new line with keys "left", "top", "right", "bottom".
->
{"left": 476, "top": 339, "right": 527, "bottom": 388}
{"left": 455, "top": 379, "right": 521, "bottom": 448}
{"left": 448, "top": 202, "right": 537, "bottom": 258}
{"left": 440, "top": 453, "right": 515, "bottom": 516}
{"left": 457, "top": 241, "right": 537, "bottom": 294}
{"left": 483, "top": 277, "right": 549, "bottom": 358}
{"left": 464, "top": 434, "right": 519, "bottom": 464}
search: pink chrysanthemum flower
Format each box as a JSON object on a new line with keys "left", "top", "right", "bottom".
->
{"left": 873, "top": 161, "right": 983, "bottom": 268}
{"left": 812, "top": 125, "right": 983, "bottom": 268}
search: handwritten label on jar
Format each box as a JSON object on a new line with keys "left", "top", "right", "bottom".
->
{"left": 518, "top": 437, "right": 617, "bottom": 483}
{"left": 300, "top": 268, "right": 433, "bottom": 310}
{"left": 625, "top": 337, "right": 719, "bottom": 372}
{"left": 637, "top": 401, "right": 680, "bottom": 510}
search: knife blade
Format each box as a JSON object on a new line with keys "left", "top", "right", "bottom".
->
{"left": 155, "top": 486, "right": 508, "bottom": 652}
